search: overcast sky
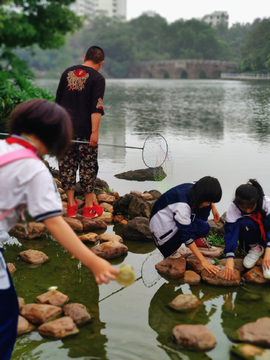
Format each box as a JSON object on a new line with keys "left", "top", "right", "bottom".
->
{"left": 127, "top": 0, "right": 270, "bottom": 26}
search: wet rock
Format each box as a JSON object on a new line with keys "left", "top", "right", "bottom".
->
{"left": 97, "top": 234, "right": 123, "bottom": 243}
{"left": 237, "top": 317, "right": 270, "bottom": 346}
{"left": 10, "top": 222, "right": 47, "bottom": 239}
{"left": 63, "top": 303, "right": 91, "bottom": 326}
{"left": 17, "top": 315, "right": 34, "bottom": 336}
{"left": 230, "top": 343, "right": 268, "bottom": 359}
{"left": 111, "top": 191, "right": 120, "bottom": 199}
{"left": 198, "top": 246, "right": 224, "bottom": 258}
{"left": 140, "top": 192, "right": 153, "bottom": 200}
{"left": 91, "top": 241, "right": 128, "bottom": 259}
{"left": 115, "top": 168, "right": 166, "bottom": 181}
{"left": 58, "top": 188, "right": 64, "bottom": 194}
{"left": 168, "top": 294, "right": 200, "bottom": 312}
{"left": 219, "top": 258, "right": 245, "bottom": 273}
{"left": 20, "top": 304, "right": 62, "bottom": 324}
{"left": 19, "top": 249, "right": 48, "bottom": 264}
{"left": 186, "top": 255, "right": 215, "bottom": 274}
{"left": 207, "top": 219, "right": 225, "bottom": 235}
{"left": 78, "top": 233, "right": 98, "bottom": 242}
{"left": 63, "top": 217, "right": 83, "bottom": 232}
{"left": 243, "top": 266, "right": 270, "bottom": 284}
{"left": 97, "top": 193, "right": 115, "bottom": 204}
{"left": 38, "top": 316, "right": 79, "bottom": 338}
{"left": 114, "top": 214, "right": 125, "bottom": 223}
{"left": 7, "top": 263, "right": 16, "bottom": 274}
{"left": 36, "top": 290, "right": 69, "bottom": 306}
{"left": 128, "top": 196, "right": 152, "bottom": 219}
{"left": 122, "top": 217, "right": 152, "bottom": 242}
{"left": 18, "top": 297, "right": 25, "bottom": 310}
{"left": 113, "top": 194, "right": 133, "bottom": 214}
{"left": 82, "top": 218, "right": 107, "bottom": 231}
{"left": 100, "top": 203, "right": 114, "bottom": 213}
{"left": 98, "top": 212, "right": 114, "bottom": 223}
{"left": 177, "top": 246, "right": 193, "bottom": 258}
{"left": 172, "top": 324, "right": 216, "bottom": 350}
{"left": 130, "top": 190, "right": 142, "bottom": 196}
{"left": 183, "top": 270, "right": 201, "bottom": 284}
{"left": 95, "top": 178, "right": 109, "bottom": 191}
{"left": 148, "top": 189, "right": 162, "bottom": 199}
{"left": 201, "top": 265, "right": 241, "bottom": 286}
{"left": 155, "top": 257, "right": 186, "bottom": 280}
{"left": 62, "top": 201, "right": 67, "bottom": 209}
{"left": 121, "top": 220, "right": 128, "bottom": 225}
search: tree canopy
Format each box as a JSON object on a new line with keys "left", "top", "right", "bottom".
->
{"left": 0, "top": 0, "right": 82, "bottom": 49}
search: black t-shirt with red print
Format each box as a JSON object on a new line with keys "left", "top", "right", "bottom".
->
{"left": 56, "top": 65, "right": 105, "bottom": 139}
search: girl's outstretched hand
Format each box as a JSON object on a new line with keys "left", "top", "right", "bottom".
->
{"left": 224, "top": 257, "right": 235, "bottom": 280}
{"left": 200, "top": 258, "right": 220, "bottom": 275}
{"left": 91, "top": 257, "right": 120, "bottom": 285}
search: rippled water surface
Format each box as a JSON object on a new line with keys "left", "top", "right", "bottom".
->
{"left": 9, "top": 79, "right": 270, "bottom": 359}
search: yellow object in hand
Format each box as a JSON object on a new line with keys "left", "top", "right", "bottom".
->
{"left": 116, "top": 264, "right": 135, "bottom": 287}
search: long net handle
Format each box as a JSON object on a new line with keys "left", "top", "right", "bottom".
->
{"left": 0, "top": 133, "right": 143, "bottom": 150}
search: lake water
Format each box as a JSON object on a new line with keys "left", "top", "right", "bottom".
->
{"left": 9, "top": 78, "right": 270, "bottom": 359}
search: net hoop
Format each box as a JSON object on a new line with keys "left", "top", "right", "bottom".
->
{"left": 142, "top": 133, "right": 168, "bottom": 168}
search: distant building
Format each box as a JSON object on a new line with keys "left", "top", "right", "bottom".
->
{"left": 202, "top": 11, "right": 229, "bottom": 27}
{"left": 70, "top": 0, "right": 127, "bottom": 22}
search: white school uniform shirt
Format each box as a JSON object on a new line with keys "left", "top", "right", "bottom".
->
{"left": 0, "top": 137, "right": 62, "bottom": 242}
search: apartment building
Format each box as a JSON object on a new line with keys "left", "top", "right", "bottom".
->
{"left": 202, "top": 11, "right": 229, "bottom": 27}
{"left": 70, "top": 0, "right": 126, "bottom": 20}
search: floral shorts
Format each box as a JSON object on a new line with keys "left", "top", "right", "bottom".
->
{"left": 58, "top": 138, "right": 98, "bottom": 193}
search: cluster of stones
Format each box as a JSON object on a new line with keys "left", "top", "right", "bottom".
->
{"left": 17, "top": 290, "right": 90, "bottom": 338}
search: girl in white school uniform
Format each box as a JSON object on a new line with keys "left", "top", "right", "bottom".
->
{"left": 0, "top": 99, "right": 119, "bottom": 359}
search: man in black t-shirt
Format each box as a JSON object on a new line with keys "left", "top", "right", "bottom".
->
{"left": 56, "top": 46, "right": 105, "bottom": 218}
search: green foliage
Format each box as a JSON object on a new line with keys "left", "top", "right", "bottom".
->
{"left": 206, "top": 233, "right": 225, "bottom": 247}
{"left": 240, "top": 18, "right": 270, "bottom": 72}
{"left": 0, "top": 0, "right": 82, "bottom": 49}
{"left": 0, "top": 50, "right": 54, "bottom": 131}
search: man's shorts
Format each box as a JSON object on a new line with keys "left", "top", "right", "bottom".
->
{"left": 58, "top": 137, "right": 98, "bottom": 193}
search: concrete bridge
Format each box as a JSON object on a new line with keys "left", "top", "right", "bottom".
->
{"left": 126, "top": 59, "right": 239, "bottom": 79}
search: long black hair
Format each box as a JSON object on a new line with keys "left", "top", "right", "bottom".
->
{"left": 190, "top": 176, "right": 222, "bottom": 207}
{"left": 235, "top": 179, "right": 266, "bottom": 217}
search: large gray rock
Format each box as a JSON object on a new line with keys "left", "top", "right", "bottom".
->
{"left": 201, "top": 265, "right": 241, "bottom": 286}
{"left": 10, "top": 222, "right": 47, "bottom": 239}
{"left": 20, "top": 304, "right": 62, "bottom": 324}
{"left": 91, "top": 240, "right": 128, "bottom": 259}
{"left": 172, "top": 324, "right": 216, "bottom": 350}
{"left": 168, "top": 294, "right": 200, "bottom": 312}
{"left": 122, "top": 217, "right": 152, "bottom": 242}
{"left": 115, "top": 167, "right": 166, "bottom": 181}
{"left": 155, "top": 257, "right": 186, "bottom": 280}
{"left": 113, "top": 193, "right": 155, "bottom": 219}
{"left": 237, "top": 317, "right": 270, "bottom": 346}
{"left": 38, "top": 316, "right": 79, "bottom": 338}
{"left": 63, "top": 303, "right": 91, "bottom": 326}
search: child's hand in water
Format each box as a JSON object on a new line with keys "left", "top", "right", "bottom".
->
{"left": 201, "top": 258, "right": 220, "bottom": 274}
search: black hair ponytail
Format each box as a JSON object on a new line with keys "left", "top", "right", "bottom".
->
{"left": 235, "top": 179, "right": 266, "bottom": 217}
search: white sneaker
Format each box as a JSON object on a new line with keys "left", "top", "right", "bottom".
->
{"left": 243, "top": 246, "right": 264, "bottom": 269}
{"left": 263, "top": 266, "right": 270, "bottom": 279}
